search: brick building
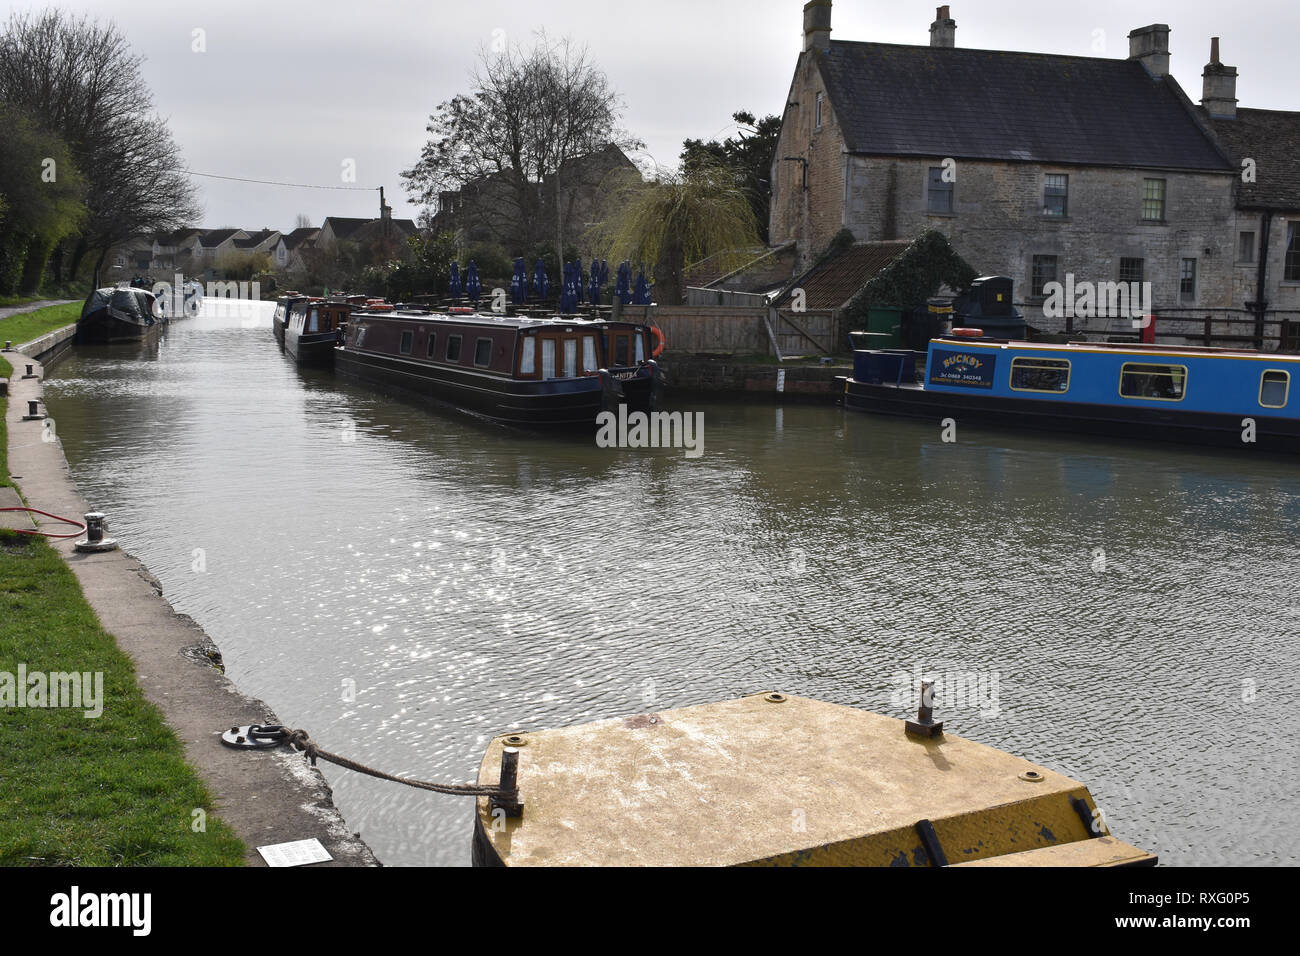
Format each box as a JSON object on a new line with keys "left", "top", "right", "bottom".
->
{"left": 770, "top": 2, "right": 1244, "bottom": 333}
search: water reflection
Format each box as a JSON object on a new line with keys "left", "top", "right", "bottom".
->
{"left": 42, "top": 303, "right": 1300, "bottom": 866}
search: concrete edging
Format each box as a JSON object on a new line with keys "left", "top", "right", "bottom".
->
{"left": 3, "top": 342, "right": 378, "bottom": 867}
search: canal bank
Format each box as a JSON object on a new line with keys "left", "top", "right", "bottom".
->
{"left": 3, "top": 332, "right": 377, "bottom": 867}
{"left": 660, "top": 352, "right": 852, "bottom": 401}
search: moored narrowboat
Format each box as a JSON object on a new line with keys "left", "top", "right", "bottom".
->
{"left": 844, "top": 333, "right": 1300, "bottom": 453}
{"left": 271, "top": 292, "right": 311, "bottom": 346}
{"left": 336, "top": 307, "right": 663, "bottom": 426}
{"left": 76, "top": 287, "right": 164, "bottom": 344}
{"left": 284, "top": 296, "right": 355, "bottom": 365}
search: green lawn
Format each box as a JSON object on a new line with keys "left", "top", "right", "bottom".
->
{"left": 0, "top": 380, "right": 246, "bottom": 866}
{"left": 0, "top": 302, "right": 81, "bottom": 350}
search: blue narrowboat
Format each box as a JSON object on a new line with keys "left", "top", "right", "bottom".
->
{"left": 844, "top": 334, "right": 1300, "bottom": 453}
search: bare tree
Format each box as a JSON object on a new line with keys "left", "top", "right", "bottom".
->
{"left": 0, "top": 9, "right": 199, "bottom": 285}
{"left": 402, "top": 32, "right": 640, "bottom": 261}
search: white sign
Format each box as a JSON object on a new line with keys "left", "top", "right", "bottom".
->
{"left": 256, "top": 838, "right": 333, "bottom": 868}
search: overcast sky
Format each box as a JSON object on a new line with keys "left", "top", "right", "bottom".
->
{"left": 5, "top": 0, "right": 1294, "bottom": 231}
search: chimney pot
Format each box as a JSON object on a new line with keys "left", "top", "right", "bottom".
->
{"left": 1201, "top": 37, "right": 1238, "bottom": 119}
{"left": 803, "top": 0, "right": 832, "bottom": 53}
{"left": 1128, "top": 23, "right": 1171, "bottom": 77}
{"left": 930, "top": 5, "right": 956, "bottom": 48}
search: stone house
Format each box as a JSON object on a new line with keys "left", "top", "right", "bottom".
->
{"left": 770, "top": 3, "right": 1240, "bottom": 334}
{"left": 1196, "top": 40, "right": 1300, "bottom": 344}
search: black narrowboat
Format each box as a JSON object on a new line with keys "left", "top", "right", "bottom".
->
{"left": 76, "top": 287, "right": 163, "bottom": 344}
{"left": 272, "top": 292, "right": 311, "bottom": 347}
{"left": 336, "top": 308, "right": 663, "bottom": 426}
{"left": 284, "top": 297, "right": 354, "bottom": 365}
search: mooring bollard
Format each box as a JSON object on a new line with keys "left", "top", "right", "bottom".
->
{"left": 22, "top": 399, "right": 44, "bottom": 421}
{"left": 74, "top": 512, "right": 118, "bottom": 553}
{"left": 490, "top": 746, "right": 524, "bottom": 818}
{"left": 22, "top": 363, "right": 37, "bottom": 380}
{"left": 905, "top": 679, "right": 944, "bottom": 738}
{"left": 2, "top": 341, "right": 10, "bottom": 350}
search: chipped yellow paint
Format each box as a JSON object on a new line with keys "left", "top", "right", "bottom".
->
{"left": 475, "top": 693, "right": 1156, "bottom": 867}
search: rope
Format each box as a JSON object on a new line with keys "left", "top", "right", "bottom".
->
{"left": 281, "top": 728, "right": 512, "bottom": 799}
{"left": 0, "top": 507, "right": 87, "bottom": 539}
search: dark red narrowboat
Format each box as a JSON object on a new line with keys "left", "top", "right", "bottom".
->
{"left": 336, "top": 307, "right": 663, "bottom": 426}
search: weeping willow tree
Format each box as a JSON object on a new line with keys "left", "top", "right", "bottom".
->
{"left": 589, "top": 162, "right": 762, "bottom": 305}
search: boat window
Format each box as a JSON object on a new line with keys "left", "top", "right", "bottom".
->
{"left": 355, "top": 327, "right": 366, "bottom": 348}
{"left": 446, "top": 335, "right": 462, "bottom": 362}
{"left": 611, "top": 332, "right": 631, "bottom": 366}
{"left": 562, "top": 338, "right": 578, "bottom": 378}
{"left": 1260, "top": 370, "right": 1291, "bottom": 408}
{"left": 635, "top": 333, "right": 645, "bottom": 363}
{"left": 582, "top": 335, "right": 597, "bottom": 372}
{"left": 1010, "top": 357, "right": 1070, "bottom": 393}
{"left": 400, "top": 330, "right": 413, "bottom": 355}
{"left": 474, "top": 337, "right": 493, "bottom": 367}
{"left": 1119, "top": 363, "right": 1187, "bottom": 401}
{"left": 541, "top": 339, "right": 556, "bottom": 378}
{"left": 519, "top": 337, "right": 536, "bottom": 376}
{"left": 426, "top": 332, "right": 437, "bottom": 357}
{"left": 307, "top": 310, "right": 320, "bottom": 333}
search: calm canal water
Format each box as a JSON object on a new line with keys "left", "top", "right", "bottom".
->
{"left": 42, "top": 302, "right": 1300, "bottom": 867}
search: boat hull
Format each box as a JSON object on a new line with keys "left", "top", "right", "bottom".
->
{"left": 76, "top": 312, "right": 163, "bottom": 344}
{"left": 284, "top": 328, "right": 338, "bottom": 364}
{"left": 844, "top": 379, "right": 1300, "bottom": 454}
{"left": 337, "top": 346, "right": 657, "bottom": 427}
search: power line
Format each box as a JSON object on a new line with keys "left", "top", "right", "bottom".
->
{"left": 184, "top": 170, "right": 378, "bottom": 191}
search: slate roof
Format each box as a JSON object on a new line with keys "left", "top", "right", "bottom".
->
{"left": 349, "top": 218, "right": 418, "bottom": 243}
{"left": 774, "top": 240, "right": 911, "bottom": 310}
{"left": 816, "top": 41, "right": 1233, "bottom": 172}
{"left": 280, "top": 227, "right": 319, "bottom": 250}
{"left": 199, "top": 228, "right": 242, "bottom": 247}
{"left": 234, "top": 229, "right": 278, "bottom": 248}
{"left": 322, "top": 217, "right": 370, "bottom": 240}
{"left": 1202, "top": 108, "right": 1300, "bottom": 210}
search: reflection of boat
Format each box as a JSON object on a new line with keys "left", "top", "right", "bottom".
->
{"left": 337, "top": 307, "right": 662, "bottom": 427}
{"left": 845, "top": 335, "right": 1300, "bottom": 454}
{"left": 76, "top": 287, "right": 163, "bottom": 344}
{"left": 473, "top": 692, "right": 1156, "bottom": 867}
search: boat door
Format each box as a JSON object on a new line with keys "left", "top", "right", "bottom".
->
{"left": 535, "top": 331, "right": 599, "bottom": 379}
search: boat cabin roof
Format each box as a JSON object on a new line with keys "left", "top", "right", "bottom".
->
{"left": 350, "top": 308, "right": 647, "bottom": 332}
{"left": 934, "top": 336, "right": 1300, "bottom": 364}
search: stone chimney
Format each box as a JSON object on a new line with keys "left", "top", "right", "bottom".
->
{"left": 1201, "top": 37, "right": 1238, "bottom": 119}
{"left": 1128, "top": 24, "right": 1171, "bottom": 77}
{"left": 803, "top": 0, "right": 831, "bottom": 53}
{"left": 930, "top": 6, "right": 956, "bottom": 48}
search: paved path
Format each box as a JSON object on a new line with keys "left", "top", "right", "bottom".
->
{"left": 5, "top": 348, "right": 378, "bottom": 867}
{"left": 0, "top": 299, "right": 76, "bottom": 321}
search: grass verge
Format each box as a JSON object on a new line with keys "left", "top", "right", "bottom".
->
{"left": 0, "top": 379, "right": 246, "bottom": 865}
{"left": 0, "top": 302, "right": 81, "bottom": 349}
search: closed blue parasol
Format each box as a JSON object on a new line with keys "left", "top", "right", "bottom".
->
{"left": 510, "top": 258, "right": 527, "bottom": 304}
{"left": 559, "top": 261, "right": 578, "bottom": 313}
{"left": 633, "top": 268, "right": 651, "bottom": 305}
{"left": 574, "top": 257, "right": 585, "bottom": 305}
{"left": 466, "top": 260, "right": 481, "bottom": 304}
{"left": 615, "top": 261, "right": 631, "bottom": 305}
{"left": 532, "top": 258, "right": 550, "bottom": 301}
{"left": 449, "top": 261, "right": 461, "bottom": 299}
